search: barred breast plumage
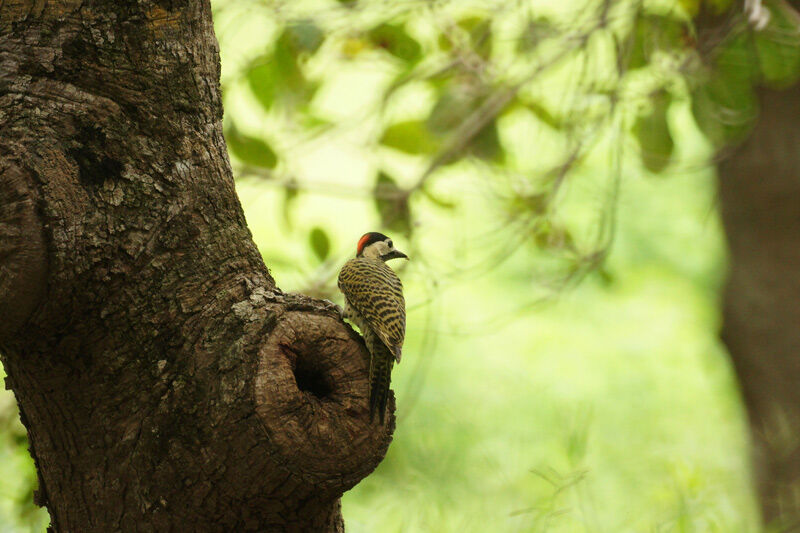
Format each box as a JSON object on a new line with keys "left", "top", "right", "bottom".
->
{"left": 338, "top": 256, "right": 406, "bottom": 361}
{"left": 338, "top": 256, "right": 406, "bottom": 422}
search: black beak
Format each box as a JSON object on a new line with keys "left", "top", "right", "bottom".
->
{"left": 382, "top": 250, "right": 408, "bottom": 261}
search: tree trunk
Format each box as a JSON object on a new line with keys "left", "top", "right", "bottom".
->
{"left": 719, "top": 85, "right": 800, "bottom": 529}
{"left": 0, "top": 1, "right": 393, "bottom": 531}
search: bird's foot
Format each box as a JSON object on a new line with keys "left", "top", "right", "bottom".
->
{"left": 326, "top": 300, "right": 345, "bottom": 320}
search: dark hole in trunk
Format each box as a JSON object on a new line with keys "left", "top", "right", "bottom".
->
{"left": 280, "top": 343, "right": 333, "bottom": 399}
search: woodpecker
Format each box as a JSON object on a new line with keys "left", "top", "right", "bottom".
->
{"left": 338, "top": 232, "right": 407, "bottom": 423}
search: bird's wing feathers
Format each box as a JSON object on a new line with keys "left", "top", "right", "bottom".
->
{"left": 338, "top": 258, "right": 406, "bottom": 361}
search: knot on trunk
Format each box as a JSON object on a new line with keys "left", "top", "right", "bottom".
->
{"left": 0, "top": 159, "right": 47, "bottom": 341}
{"left": 255, "top": 310, "right": 394, "bottom": 496}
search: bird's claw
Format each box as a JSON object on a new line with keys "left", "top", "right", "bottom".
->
{"left": 324, "top": 299, "right": 345, "bottom": 320}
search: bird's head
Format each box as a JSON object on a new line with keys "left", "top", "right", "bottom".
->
{"left": 356, "top": 232, "right": 408, "bottom": 262}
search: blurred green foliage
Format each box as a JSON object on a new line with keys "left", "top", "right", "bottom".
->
{"left": 216, "top": 0, "right": 800, "bottom": 285}
{"left": 210, "top": 0, "right": 785, "bottom": 530}
{"left": 2, "top": 0, "right": 799, "bottom": 530}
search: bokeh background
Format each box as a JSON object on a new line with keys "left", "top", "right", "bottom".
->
{"left": 5, "top": 0, "right": 800, "bottom": 530}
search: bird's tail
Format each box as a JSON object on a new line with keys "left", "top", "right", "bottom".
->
{"left": 369, "top": 346, "right": 394, "bottom": 424}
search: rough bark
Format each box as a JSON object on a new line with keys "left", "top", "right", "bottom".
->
{"left": 0, "top": 1, "right": 394, "bottom": 531}
{"left": 719, "top": 85, "right": 800, "bottom": 529}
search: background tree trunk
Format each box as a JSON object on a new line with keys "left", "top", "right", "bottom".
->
{"left": 0, "top": 1, "right": 393, "bottom": 531}
{"left": 719, "top": 85, "right": 800, "bottom": 529}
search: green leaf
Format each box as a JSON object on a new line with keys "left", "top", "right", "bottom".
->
{"left": 634, "top": 91, "right": 673, "bottom": 173}
{"left": 517, "top": 18, "right": 556, "bottom": 54}
{"left": 714, "top": 31, "right": 760, "bottom": 83}
{"left": 458, "top": 16, "right": 492, "bottom": 59}
{"left": 367, "top": 23, "right": 422, "bottom": 63}
{"left": 427, "top": 89, "right": 504, "bottom": 162}
{"left": 374, "top": 172, "right": 411, "bottom": 234}
{"left": 247, "top": 62, "right": 278, "bottom": 111}
{"left": 246, "top": 27, "right": 320, "bottom": 112}
{"left": 514, "top": 193, "right": 548, "bottom": 216}
{"left": 470, "top": 120, "right": 503, "bottom": 162}
{"left": 226, "top": 126, "right": 277, "bottom": 169}
{"left": 309, "top": 227, "right": 331, "bottom": 261}
{"left": 680, "top": 0, "right": 734, "bottom": 17}
{"left": 380, "top": 121, "right": 439, "bottom": 154}
{"left": 754, "top": 3, "right": 800, "bottom": 87}
{"left": 282, "top": 182, "right": 298, "bottom": 227}
{"left": 286, "top": 20, "right": 324, "bottom": 54}
{"left": 627, "top": 14, "right": 687, "bottom": 69}
{"left": 691, "top": 81, "right": 756, "bottom": 146}
{"left": 692, "top": 33, "right": 758, "bottom": 146}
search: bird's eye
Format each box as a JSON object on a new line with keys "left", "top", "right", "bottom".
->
{"left": 387, "top": 240, "right": 393, "bottom": 247}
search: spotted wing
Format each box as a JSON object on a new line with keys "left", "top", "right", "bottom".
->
{"left": 338, "top": 257, "right": 406, "bottom": 361}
